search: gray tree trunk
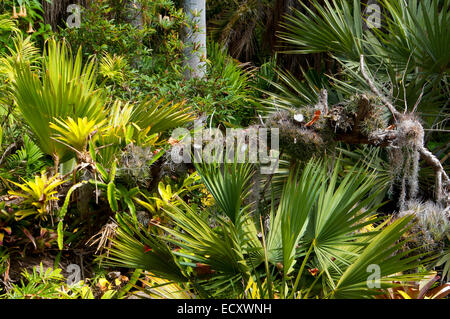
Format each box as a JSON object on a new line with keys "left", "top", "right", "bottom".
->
{"left": 42, "top": 0, "right": 88, "bottom": 30}
{"left": 183, "top": 0, "right": 207, "bottom": 80}
{"left": 127, "top": 0, "right": 144, "bottom": 30}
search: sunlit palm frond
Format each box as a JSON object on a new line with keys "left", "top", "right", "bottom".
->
{"left": 0, "top": 14, "right": 18, "bottom": 34}
{"left": 11, "top": 39, "right": 105, "bottom": 160}
{"left": 279, "top": 0, "right": 364, "bottom": 60}
{"left": 99, "top": 52, "right": 128, "bottom": 84}
{"left": 333, "top": 214, "right": 432, "bottom": 299}
{"left": 130, "top": 97, "right": 195, "bottom": 136}
{"left": 267, "top": 159, "right": 325, "bottom": 275}
{"left": 0, "top": 33, "right": 40, "bottom": 82}
{"left": 106, "top": 216, "right": 188, "bottom": 283}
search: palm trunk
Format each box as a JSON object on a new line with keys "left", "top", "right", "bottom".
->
{"left": 42, "top": 0, "right": 89, "bottom": 30}
{"left": 126, "top": 0, "right": 143, "bottom": 29}
{"left": 183, "top": 0, "right": 207, "bottom": 80}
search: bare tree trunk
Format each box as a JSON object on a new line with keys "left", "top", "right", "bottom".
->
{"left": 183, "top": 0, "right": 207, "bottom": 80}
{"left": 126, "top": 0, "right": 143, "bottom": 29}
{"left": 42, "top": 0, "right": 89, "bottom": 30}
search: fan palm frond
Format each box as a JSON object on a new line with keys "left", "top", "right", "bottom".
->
{"left": 11, "top": 39, "right": 105, "bottom": 161}
{"left": 106, "top": 215, "right": 188, "bottom": 283}
{"left": 194, "top": 159, "right": 254, "bottom": 224}
{"left": 130, "top": 97, "right": 195, "bottom": 136}
{"left": 267, "top": 159, "right": 325, "bottom": 275}
{"left": 333, "top": 214, "right": 432, "bottom": 298}
{"left": 279, "top": 0, "right": 364, "bottom": 60}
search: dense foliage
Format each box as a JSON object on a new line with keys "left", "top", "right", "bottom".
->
{"left": 0, "top": 0, "right": 448, "bottom": 299}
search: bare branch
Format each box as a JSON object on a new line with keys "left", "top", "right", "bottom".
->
{"left": 412, "top": 84, "right": 426, "bottom": 113}
{"left": 418, "top": 146, "right": 449, "bottom": 203}
{"left": 0, "top": 143, "right": 17, "bottom": 167}
{"left": 360, "top": 55, "right": 400, "bottom": 120}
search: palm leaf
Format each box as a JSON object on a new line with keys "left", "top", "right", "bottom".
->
{"left": 11, "top": 39, "right": 105, "bottom": 160}
{"left": 266, "top": 159, "right": 325, "bottom": 274}
{"left": 333, "top": 214, "right": 432, "bottom": 298}
{"left": 106, "top": 216, "right": 188, "bottom": 283}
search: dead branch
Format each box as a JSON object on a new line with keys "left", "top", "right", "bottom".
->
{"left": 418, "top": 146, "right": 449, "bottom": 202}
{"left": 0, "top": 143, "right": 17, "bottom": 167}
{"left": 360, "top": 55, "right": 400, "bottom": 120}
{"left": 359, "top": 54, "right": 448, "bottom": 203}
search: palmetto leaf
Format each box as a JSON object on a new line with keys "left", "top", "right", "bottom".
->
{"left": 0, "top": 33, "right": 39, "bottom": 82}
{"left": 377, "top": 0, "right": 450, "bottom": 76}
{"left": 267, "top": 159, "right": 325, "bottom": 274}
{"left": 279, "top": 0, "right": 364, "bottom": 60}
{"left": 130, "top": 97, "right": 195, "bottom": 136}
{"left": 277, "top": 0, "right": 449, "bottom": 120}
{"left": 11, "top": 39, "right": 105, "bottom": 160}
{"left": 195, "top": 159, "right": 254, "bottom": 224}
{"left": 332, "top": 214, "right": 431, "bottom": 298}
{"left": 106, "top": 216, "right": 188, "bottom": 283}
{"left": 107, "top": 157, "right": 430, "bottom": 299}
{"left": 257, "top": 68, "right": 322, "bottom": 115}
{"left": 303, "top": 160, "right": 384, "bottom": 284}
{"left": 161, "top": 202, "right": 252, "bottom": 277}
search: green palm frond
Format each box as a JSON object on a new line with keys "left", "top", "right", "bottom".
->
{"left": 208, "top": 41, "right": 253, "bottom": 97}
{"left": 162, "top": 202, "right": 251, "bottom": 278}
{"left": 11, "top": 39, "right": 105, "bottom": 160}
{"left": 277, "top": 0, "right": 449, "bottom": 119}
{"left": 194, "top": 158, "right": 263, "bottom": 268}
{"left": 377, "top": 0, "right": 450, "bottom": 76}
{"left": 106, "top": 215, "right": 188, "bottom": 283}
{"left": 300, "top": 160, "right": 385, "bottom": 286}
{"left": 338, "top": 145, "right": 391, "bottom": 203}
{"left": 130, "top": 97, "right": 195, "bottom": 136}
{"left": 6, "top": 135, "right": 45, "bottom": 176}
{"left": 258, "top": 68, "right": 321, "bottom": 115}
{"left": 279, "top": 0, "right": 364, "bottom": 60}
{"left": 257, "top": 65, "right": 344, "bottom": 117}
{"left": 333, "top": 214, "right": 432, "bottom": 298}
{"left": 106, "top": 157, "right": 430, "bottom": 299}
{"left": 195, "top": 159, "right": 254, "bottom": 224}
{"left": 267, "top": 159, "right": 325, "bottom": 275}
